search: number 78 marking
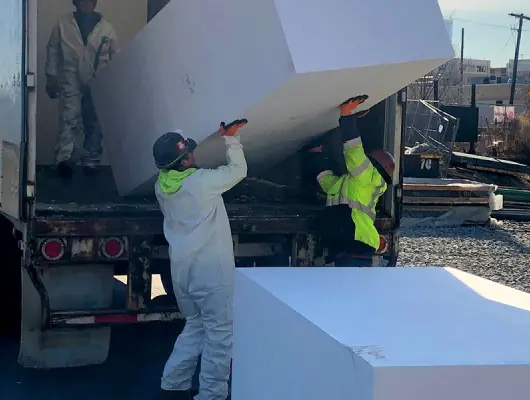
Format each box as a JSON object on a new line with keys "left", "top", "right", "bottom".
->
{"left": 421, "top": 159, "right": 432, "bottom": 170}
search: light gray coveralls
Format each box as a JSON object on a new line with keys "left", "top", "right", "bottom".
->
{"left": 156, "top": 135, "right": 247, "bottom": 400}
{"left": 45, "top": 12, "right": 118, "bottom": 166}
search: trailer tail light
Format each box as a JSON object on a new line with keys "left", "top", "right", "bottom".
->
{"left": 101, "top": 237, "right": 125, "bottom": 259}
{"left": 41, "top": 239, "right": 65, "bottom": 261}
{"left": 376, "top": 235, "right": 389, "bottom": 255}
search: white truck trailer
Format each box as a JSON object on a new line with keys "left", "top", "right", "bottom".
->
{"left": 0, "top": 0, "right": 404, "bottom": 369}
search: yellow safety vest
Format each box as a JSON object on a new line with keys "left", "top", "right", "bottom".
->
{"left": 316, "top": 137, "right": 387, "bottom": 250}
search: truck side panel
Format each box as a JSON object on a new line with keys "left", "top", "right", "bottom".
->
{"left": 16, "top": 0, "right": 150, "bottom": 370}
{"left": 0, "top": 0, "right": 26, "bottom": 221}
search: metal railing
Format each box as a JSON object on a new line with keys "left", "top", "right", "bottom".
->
{"left": 405, "top": 100, "right": 460, "bottom": 176}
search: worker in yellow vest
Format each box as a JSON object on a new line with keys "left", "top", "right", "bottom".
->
{"left": 307, "top": 95, "right": 395, "bottom": 266}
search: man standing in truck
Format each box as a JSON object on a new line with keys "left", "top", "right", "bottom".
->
{"left": 153, "top": 119, "right": 249, "bottom": 400}
{"left": 307, "top": 95, "right": 395, "bottom": 266}
{"left": 45, "top": 0, "right": 118, "bottom": 178}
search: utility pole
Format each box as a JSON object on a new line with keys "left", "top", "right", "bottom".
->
{"left": 459, "top": 28, "right": 464, "bottom": 104}
{"left": 508, "top": 13, "right": 530, "bottom": 104}
{"left": 460, "top": 28, "right": 464, "bottom": 83}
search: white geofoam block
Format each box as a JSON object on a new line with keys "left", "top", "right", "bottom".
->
{"left": 233, "top": 267, "right": 530, "bottom": 400}
{"left": 91, "top": 0, "right": 453, "bottom": 196}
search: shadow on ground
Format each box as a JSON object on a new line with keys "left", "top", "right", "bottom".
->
{"left": 0, "top": 214, "right": 187, "bottom": 399}
{"left": 0, "top": 321, "right": 184, "bottom": 399}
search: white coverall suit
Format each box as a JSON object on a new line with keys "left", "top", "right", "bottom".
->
{"left": 45, "top": 13, "right": 118, "bottom": 166}
{"left": 155, "top": 135, "right": 247, "bottom": 400}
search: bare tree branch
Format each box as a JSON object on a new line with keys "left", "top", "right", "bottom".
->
{"left": 407, "top": 58, "right": 475, "bottom": 104}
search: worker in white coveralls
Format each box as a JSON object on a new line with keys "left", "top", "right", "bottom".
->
{"left": 153, "top": 119, "right": 249, "bottom": 400}
{"left": 45, "top": 0, "right": 118, "bottom": 178}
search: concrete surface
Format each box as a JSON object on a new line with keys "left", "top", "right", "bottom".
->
{"left": 0, "top": 322, "right": 184, "bottom": 399}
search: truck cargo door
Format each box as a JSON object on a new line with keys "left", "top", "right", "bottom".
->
{"left": 0, "top": 0, "right": 30, "bottom": 221}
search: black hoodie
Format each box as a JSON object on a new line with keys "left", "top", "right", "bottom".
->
{"left": 74, "top": 11, "right": 102, "bottom": 45}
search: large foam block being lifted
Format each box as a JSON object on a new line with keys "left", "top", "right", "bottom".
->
{"left": 233, "top": 267, "right": 530, "bottom": 400}
{"left": 91, "top": 0, "right": 453, "bottom": 196}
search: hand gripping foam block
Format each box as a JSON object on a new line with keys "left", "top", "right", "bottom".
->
{"left": 91, "top": 0, "right": 454, "bottom": 196}
{"left": 233, "top": 267, "right": 530, "bottom": 400}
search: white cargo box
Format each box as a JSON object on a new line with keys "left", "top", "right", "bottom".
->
{"left": 91, "top": 0, "right": 453, "bottom": 196}
{"left": 233, "top": 267, "right": 530, "bottom": 400}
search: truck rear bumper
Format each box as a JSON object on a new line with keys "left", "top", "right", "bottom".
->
{"left": 28, "top": 207, "right": 399, "bottom": 331}
{"left": 50, "top": 308, "right": 183, "bottom": 327}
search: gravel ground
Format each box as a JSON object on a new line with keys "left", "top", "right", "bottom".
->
{"left": 397, "top": 220, "right": 530, "bottom": 293}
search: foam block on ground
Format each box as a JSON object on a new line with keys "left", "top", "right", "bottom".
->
{"left": 91, "top": 0, "right": 453, "bottom": 196}
{"left": 232, "top": 267, "right": 530, "bottom": 400}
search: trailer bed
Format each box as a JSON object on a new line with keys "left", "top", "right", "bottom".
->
{"left": 35, "top": 166, "right": 156, "bottom": 206}
{"left": 34, "top": 166, "right": 394, "bottom": 236}
{"left": 34, "top": 166, "right": 323, "bottom": 235}
{"left": 35, "top": 165, "right": 320, "bottom": 210}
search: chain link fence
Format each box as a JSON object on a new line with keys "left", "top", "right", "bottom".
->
{"left": 405, "top": 100, "right": 459, "bottom": 176}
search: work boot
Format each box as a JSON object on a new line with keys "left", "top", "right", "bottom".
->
{"left": 158, "top": 389, "right": 192, "bottom": 399}
{"left": 56, "top": 161, "right": 74, "bottom": 179}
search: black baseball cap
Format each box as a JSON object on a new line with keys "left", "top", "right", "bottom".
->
{"left": 153, "top": 132, "right": 197, "bottom": 170}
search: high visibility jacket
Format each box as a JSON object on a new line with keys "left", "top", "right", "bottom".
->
{"left": 315, "top": 116, "right": 387, "bottom": 251}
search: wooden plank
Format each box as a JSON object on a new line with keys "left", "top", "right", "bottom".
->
{"left": 452, "top": 152, "right": 530, "bottom": 174}
{"left": 403, "top": 197, "right": 490, "bottom": 205}
{"left": 403, "top": 184, "right": 494, "bottom": 192}
{"left": 403, "top": 177, "right": 497, "bottom": 192}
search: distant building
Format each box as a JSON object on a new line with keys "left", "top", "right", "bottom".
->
{"left": 507, "top": 59, "right": 530, "bottom": 73}
{"left": 506, "top": 59, "right": 530, "bottom": 78}
{"left": 441, "top": 83, "right": 530, "bottom": 126}
{"left": 437, "top": 58, "right": 491, "bottom": 86}
{"left": 490, "top": 67, "right": 507, "bottom": 77}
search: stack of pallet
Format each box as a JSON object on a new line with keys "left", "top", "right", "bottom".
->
{"left": 402, "top": 177, "right": 503, "bottom": 226}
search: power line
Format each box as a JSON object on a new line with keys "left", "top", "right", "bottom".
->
{"left": 500, "top": 27, "right": 516, "bottom": 52}
{"left": 451, "top": 17, "right": 530, "bottom": 32}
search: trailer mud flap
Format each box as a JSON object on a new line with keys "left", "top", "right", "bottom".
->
{"left": 18, "top": 264, "right": 114, "bottom": 368}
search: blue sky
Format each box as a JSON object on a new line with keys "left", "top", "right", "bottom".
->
{"left": 438, "top": 0, "right": 530, "bottom": 67}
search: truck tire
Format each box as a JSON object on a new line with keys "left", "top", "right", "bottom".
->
{"left": 18, "top": 263, "right": 114, "bottom": 368}
{"left": 150, "top": 294, "right": 178, "bottom": 307}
